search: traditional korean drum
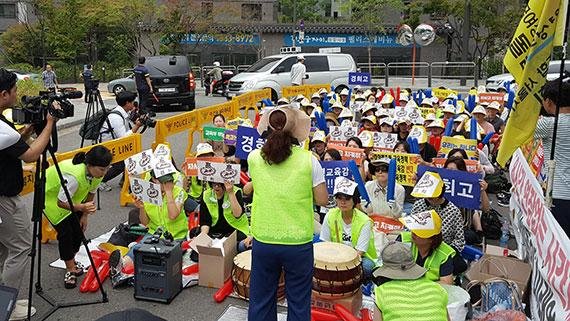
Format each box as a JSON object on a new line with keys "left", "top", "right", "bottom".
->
{"left": 313, "top": 242, "right": 363, "bottom": 298}
{"left": 231, "top": 250, "right": 285, "bottom": 300}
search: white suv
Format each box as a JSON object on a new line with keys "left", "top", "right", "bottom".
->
{"left": 486, "top": 60, "right": 569, "bottom": 92}
{"left": 227, "top": 53, "right": 357, "bottom": 100}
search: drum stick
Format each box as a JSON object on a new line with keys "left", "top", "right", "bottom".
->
{"left": 335, "top": 220, "right": 341, "bottom": 243}
{"left": 213, "top": 278, "right": 234, "bottom": 303}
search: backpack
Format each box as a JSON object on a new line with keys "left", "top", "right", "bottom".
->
{"left": 480, "top": 208, "right": 503, "bottom": 240}
{"left": 467, "top": 277, "right": 523, "bottom": 313}
{"left": 484, "top": 170, "right": 511, "bottom": 194}
{"left": 79, "top": 109, "right": 123, "bottom": 140}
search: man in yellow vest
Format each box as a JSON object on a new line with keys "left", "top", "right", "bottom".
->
{"left": 373, "top": 241, "right": 449, "bottom": 321}
{"left": 320, "top": 177, "right": 377, "bottom": 279}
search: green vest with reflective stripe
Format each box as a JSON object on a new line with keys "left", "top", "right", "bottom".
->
{"left": 144, "top": 185, "right": 188, "bottom": 239}
{"left": 189, "top": 176, "right": 204, "bottom": 199}
{"left": 248, "top": 146, "right": 314, "bottom": 245}
{"left": 202, "top": 187, "right": 250, "bottom": 236}
{"left": 327, "top": 208, "right": 377, "bottom": 261}
{"left": 401, "top": 231, "right": 456, "bottom": 282}
{"left": 375, "top": 278, "right": 448, "bottom": 321}
{"left": 44, "top": 160, "right": 102, "bottom": 225}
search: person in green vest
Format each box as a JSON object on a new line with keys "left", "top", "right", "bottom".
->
{"left": 198, "top": 180, "right": 251, "bottom": 252}
{"left": 320, "top": 177, "right": 377, "bottom": 279}
{"left": 246, "top": 106, "right": 328, "bottom": 321}
{"left": 398, "top": 209, "right": 455, "bottom": 285}
{"left": 373, "top": 241, "right": 450, "bottom": 321}
{"left": 44, "top": 146, "right": 113, "bottom": 289}
{"left": 185, "top": 142, "right": 215, "bottom": 213}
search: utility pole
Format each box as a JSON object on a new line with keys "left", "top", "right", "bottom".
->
{"left": 461, "top": 0, "right": 471, "bottom": 86}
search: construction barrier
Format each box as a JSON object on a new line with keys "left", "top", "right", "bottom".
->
{"left": 282, "top": 84, "right": 330, "bottom": 99}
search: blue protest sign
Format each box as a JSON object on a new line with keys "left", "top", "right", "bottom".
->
{"left": 348, "top": 72, "right": 371, "bottom": 85}
{"left": 235, "top": 126, "right": 266, "bottom": 159}
{"left": 320, "top": 161, "right": 352, "bottom": 194}
{"left": 417, "top": 165, "right": 482, "bottom": 210}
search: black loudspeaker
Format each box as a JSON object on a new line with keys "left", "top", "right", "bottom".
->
{"left": 133, "top": 239, "right": 182, "bottom": 303}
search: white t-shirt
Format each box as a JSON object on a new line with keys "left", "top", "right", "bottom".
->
{"left": 58, "top": 174, "right": 98, "bottom": 202}
{"left": 290, "top": 62, "right": 306, "bottom": 85}
{"left": 311, "top": 155, "right": 325, "bottom": 187}
{"left": 320, "top": 211, "right": 371, "bottom": 253}
{"left": 0, "top": 120, "right": 20, "bottom": 150}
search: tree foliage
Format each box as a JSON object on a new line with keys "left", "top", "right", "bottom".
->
{"left": 405, "top": 0, "right": 523, "bottom": 61}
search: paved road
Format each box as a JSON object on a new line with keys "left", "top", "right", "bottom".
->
{"left": 19, "top": 92, "right": 251, "bottom": 321}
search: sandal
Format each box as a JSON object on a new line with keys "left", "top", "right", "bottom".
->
{"left": 72, "top": 261, "right": 85, "bottom": 276}
{"left": 64, "top": 272, "right": 77, "bottom": 289}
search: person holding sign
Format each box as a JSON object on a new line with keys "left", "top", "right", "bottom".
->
{"left": 247, "top": 106, "right": 328, "bottom": 321}
{"left": 360, "top": 115, "right": 378, "bottom": 133}
{"left": 320, "top": 177, "right": 377, "bottom": 279}
{"left": 363, "top": 159, "right": 405, "bottom": 219}
{"left": 207, "top": 114, "right": 233, "bottom": 157}
{"left": 198, "top": 181, "right": 251, "bottom": 252}
{"left": 410, "top": 172, "right": 465, "bottom": 253}
{"left": 187, "top": 143, "right": 215, "bottom": 205}
{"left": 44, "top": 146, "right": 113, "bottom": 289}
{"left": 397, "top": 210, "right": 456, "bottom": 284}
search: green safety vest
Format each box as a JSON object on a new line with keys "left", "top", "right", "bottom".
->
{"left": 44, "top": 160, "right": 102, "bottom": 225}
{"left": 375, "top": 278, "right": 448, "bottom": 321}
{"left": 144, "top": 185, "right": 188, "bottom": 240}
{"left": 189, "top": 176, "right": 204, "bottom": 199}
{"left": 248, "top": 146, "right": 314, "bottom": 245}
{"left": 202, "top": 187, "right": 250, "bottom": 236}
{"left": 327, "top": 207, "right": 377, "bottom": 261}
{"left": 401, "top": 232, "right": 456, "bottom": 282}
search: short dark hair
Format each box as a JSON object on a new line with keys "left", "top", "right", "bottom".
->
{"left": 393, "top": 141, "right": 410, "bottom": 153}
{"left": 345, "top": 137, "right": 363, "bottom": 148}
{"left": 334, "top": 189, "right": 361, "bottom": 207}
{"left": 72, "top": 145, "right": 113, "bottom": 167}
{"left": 138, "top": 57, "right": 146, "bottom": 64}
{"left": 542, "top": 76, "right": 570, "bottom": 107}
{"left": 212, "top": 113, "right": 225, "bottom": 123}
{"left": 447, "top": 148, "right": 468, "bottom": 159}
{"left": 324, "top": 148, "right": 342, "bottom": 161}
{"left": 0, "top": 68, "right": 18, "bottom": 92}
{"left": 115, "top": 91, "right": 137, "bottom": 107}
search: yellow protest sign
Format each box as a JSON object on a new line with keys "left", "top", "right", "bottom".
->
{"left": 433, "top": 88, "right": 458, "bottom": 101}
{"left": 370, "top": 151, "right": 419, "bottom": 186}
{"left": 439, "top": 136, "right": 479, "bottom": 160}
{"left": 498, "top": 0, "right": 562, "bottom": 166}
{"left": 282, "top": 84, "right": 329, "bottom": 99}
{"left": 20, "top": 168, "right": 35, "bottom": 196}
{"left": 418, "top": 107, "right": 436, "bottom": 118}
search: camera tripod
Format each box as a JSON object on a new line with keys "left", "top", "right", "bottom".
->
{"left": 28, "top": 123, "right": 108, "bottom": 320}
{"left": 80, "top": 81, "right": 116, "bottom": 148}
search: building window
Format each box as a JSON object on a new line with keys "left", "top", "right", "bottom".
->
{"left": 0, "top": 4, "right": 16, "bottom": 18}
{"left": 241, "top": 3, "right": 262, "bottom": 21}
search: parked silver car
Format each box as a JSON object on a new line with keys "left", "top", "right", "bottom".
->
{"left": 107, "top": 74, "right": 136, "bottom": 95}
{"left": 486, "top": 60, "right": 568, "bottom": 92}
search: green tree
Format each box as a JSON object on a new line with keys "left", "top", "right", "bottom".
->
{"left": 278, "top": 0, "right": 331, "bottom": 23}
{"left": 405, "top": 0, "right": 523, "bottom": 61}
{"left": 346, "top": 0, "right": 406, "bottom": 71}
{"left": 0, "top": 24, "right": 38, "bottom": 64}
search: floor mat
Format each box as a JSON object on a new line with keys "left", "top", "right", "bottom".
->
{"left": 216, "top": 305, "right": 287, "bottom": 321}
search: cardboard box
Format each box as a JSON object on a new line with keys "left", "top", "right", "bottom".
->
{"left": 311, "top": 289, "right": 362, "bottom": 315}
{"left": 485, "top": 244, "right": 516, "bottom": 257}
{"left": 194, "top": 231, "right": 237, "bottom": 288}
{"left": 465, "top": 254, "right": 531, "bottom": 296}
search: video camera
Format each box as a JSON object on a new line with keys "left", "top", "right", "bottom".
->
{"left": 12, "top": 90, "right": 81, "bottom": 125}
{"left": 130, "top": 102, "right": 157, "bottom": 128}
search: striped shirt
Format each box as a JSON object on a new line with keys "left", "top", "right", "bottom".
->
{"left": 535, "top": 115, "right": 570, "bottom": 200}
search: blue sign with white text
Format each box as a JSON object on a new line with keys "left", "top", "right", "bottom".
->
{"left": 321, "top": 161, "right": 353, "bottom": 194}
{"left": 235, "top": 126, "right": 266, "bottom": 159}
{"left": 283, "top": 33, "right": 406, "bottom": 48}
{"left": 349, "top": 72, "right": 371, "bottom": 85}
{"left": 417, "top": 165, "right": 483, "bottom": 210}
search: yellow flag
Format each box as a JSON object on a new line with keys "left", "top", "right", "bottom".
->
{"left": 497, "top": 0, "right": 563, "bottom": 166}
{"left": 554, "top": 0, "right": 568, "bottom": 46}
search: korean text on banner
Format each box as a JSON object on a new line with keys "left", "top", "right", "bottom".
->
{"left": 224, "top": 129, "right": 237, "bottom": 146}
{"left": 438, "top": 136, "right": 479, "bottom": 160}
{"left": 370, "top": 151, "right": 419, "bottom": 186}
{"left": 235, "top": 126, "right": 265, "bottom": 159}
{"left": 433, "top": 88, "right": 458, "bottom": 101}
{"left": 498, "top": 0, "right": 563, "bottom": 166}
{"left": 320, "top": 160, "right": 353, "bottom": 194}
{"left": 509, "top": 149, "right": 570, "bottom": 321}
{"left": 335, "top": 145, "right": 366, "bottom": 164}
{"left": 203, "top": 126, "right": 226, "bottom": 142}
{"left": 478, "top": 93, "right": 505, "bottom": 104}
{"left": 417, "top": 165, "right": 482, "bottom": 210}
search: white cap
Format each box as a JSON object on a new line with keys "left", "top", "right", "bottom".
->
{"left": 488, "top": 101, "right": 501, "bottom": 110}
{"left": 399, "top": 94, "right": 410, "bottom": 102}
{"left": 297, "top": 54, "right": 305, "bottom": 60}
{"left": 339, "top": 107, "right": 354, "bottom": 119}
{"left": 420, "top": 98, "right": 433, "bottom": 107}
{"left": 340, "top": 88, "right": 349, "bottom": 96}
{"left": 312, "top": 130, "right": 326, "bottom": 143}
{"left": 196, "top": 143, "right": 214, "bottom": 156}
{"left": 442, "top": 104, "right": 456, "bottom": 114}
{"left": 213, "top": 61, "right": 220, "bottom": 67}
{"left": 405, "top": 100, "right": 418, "bottom": 108}
{"left": 425, "top": 113, "right": 437, "bottom": 121}
{"left": 471, "top": 105, "right": 487, "bottom": 115}
{"left": 380, "top": 117, "right": 394, "bottom": 126}
{"left": 333, "top": 177, "right": 358, "bottom": 196}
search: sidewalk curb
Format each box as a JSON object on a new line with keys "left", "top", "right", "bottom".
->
{"left": 57, "top": 119, "right": 84, "bottom": 130}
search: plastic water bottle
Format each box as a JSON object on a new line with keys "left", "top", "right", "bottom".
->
{"left": 499, "top": 220, "right": 509, "bottom": 248}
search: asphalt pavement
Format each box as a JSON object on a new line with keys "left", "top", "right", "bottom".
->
{"left": 19, "top": 91, "right": 249, "bottom": 321}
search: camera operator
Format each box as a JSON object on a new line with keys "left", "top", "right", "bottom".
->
{"left": 0, "top": 68, "right": 59, "bottom": 320}
{"left": 99, "top": 91, "right": 143, "bottom": 191}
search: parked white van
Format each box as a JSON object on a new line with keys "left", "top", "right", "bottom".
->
{"left": 227, "top": 53, "right": 357, "bottom": 100}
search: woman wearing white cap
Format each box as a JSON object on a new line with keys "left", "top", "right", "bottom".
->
{"left": 362, "top": 159, "right": 405, "bottom": 219}
{"left": 339, "top": 88, "right": 350, "bottom": 107}
{"left": 290, "top": 55, "right": 306, "bottom": 86}
{"left": 485, "top": 101, "right": 505, "bottom": 133}
{"left": 471, "top": 105, "right": 495, "bottom": 134}
{"left": 320, "top": 177, "right": 377, "bottom": 278}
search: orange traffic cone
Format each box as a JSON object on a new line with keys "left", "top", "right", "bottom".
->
{"left": 41, "top": 217, "right": 57, "bottom": 243}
